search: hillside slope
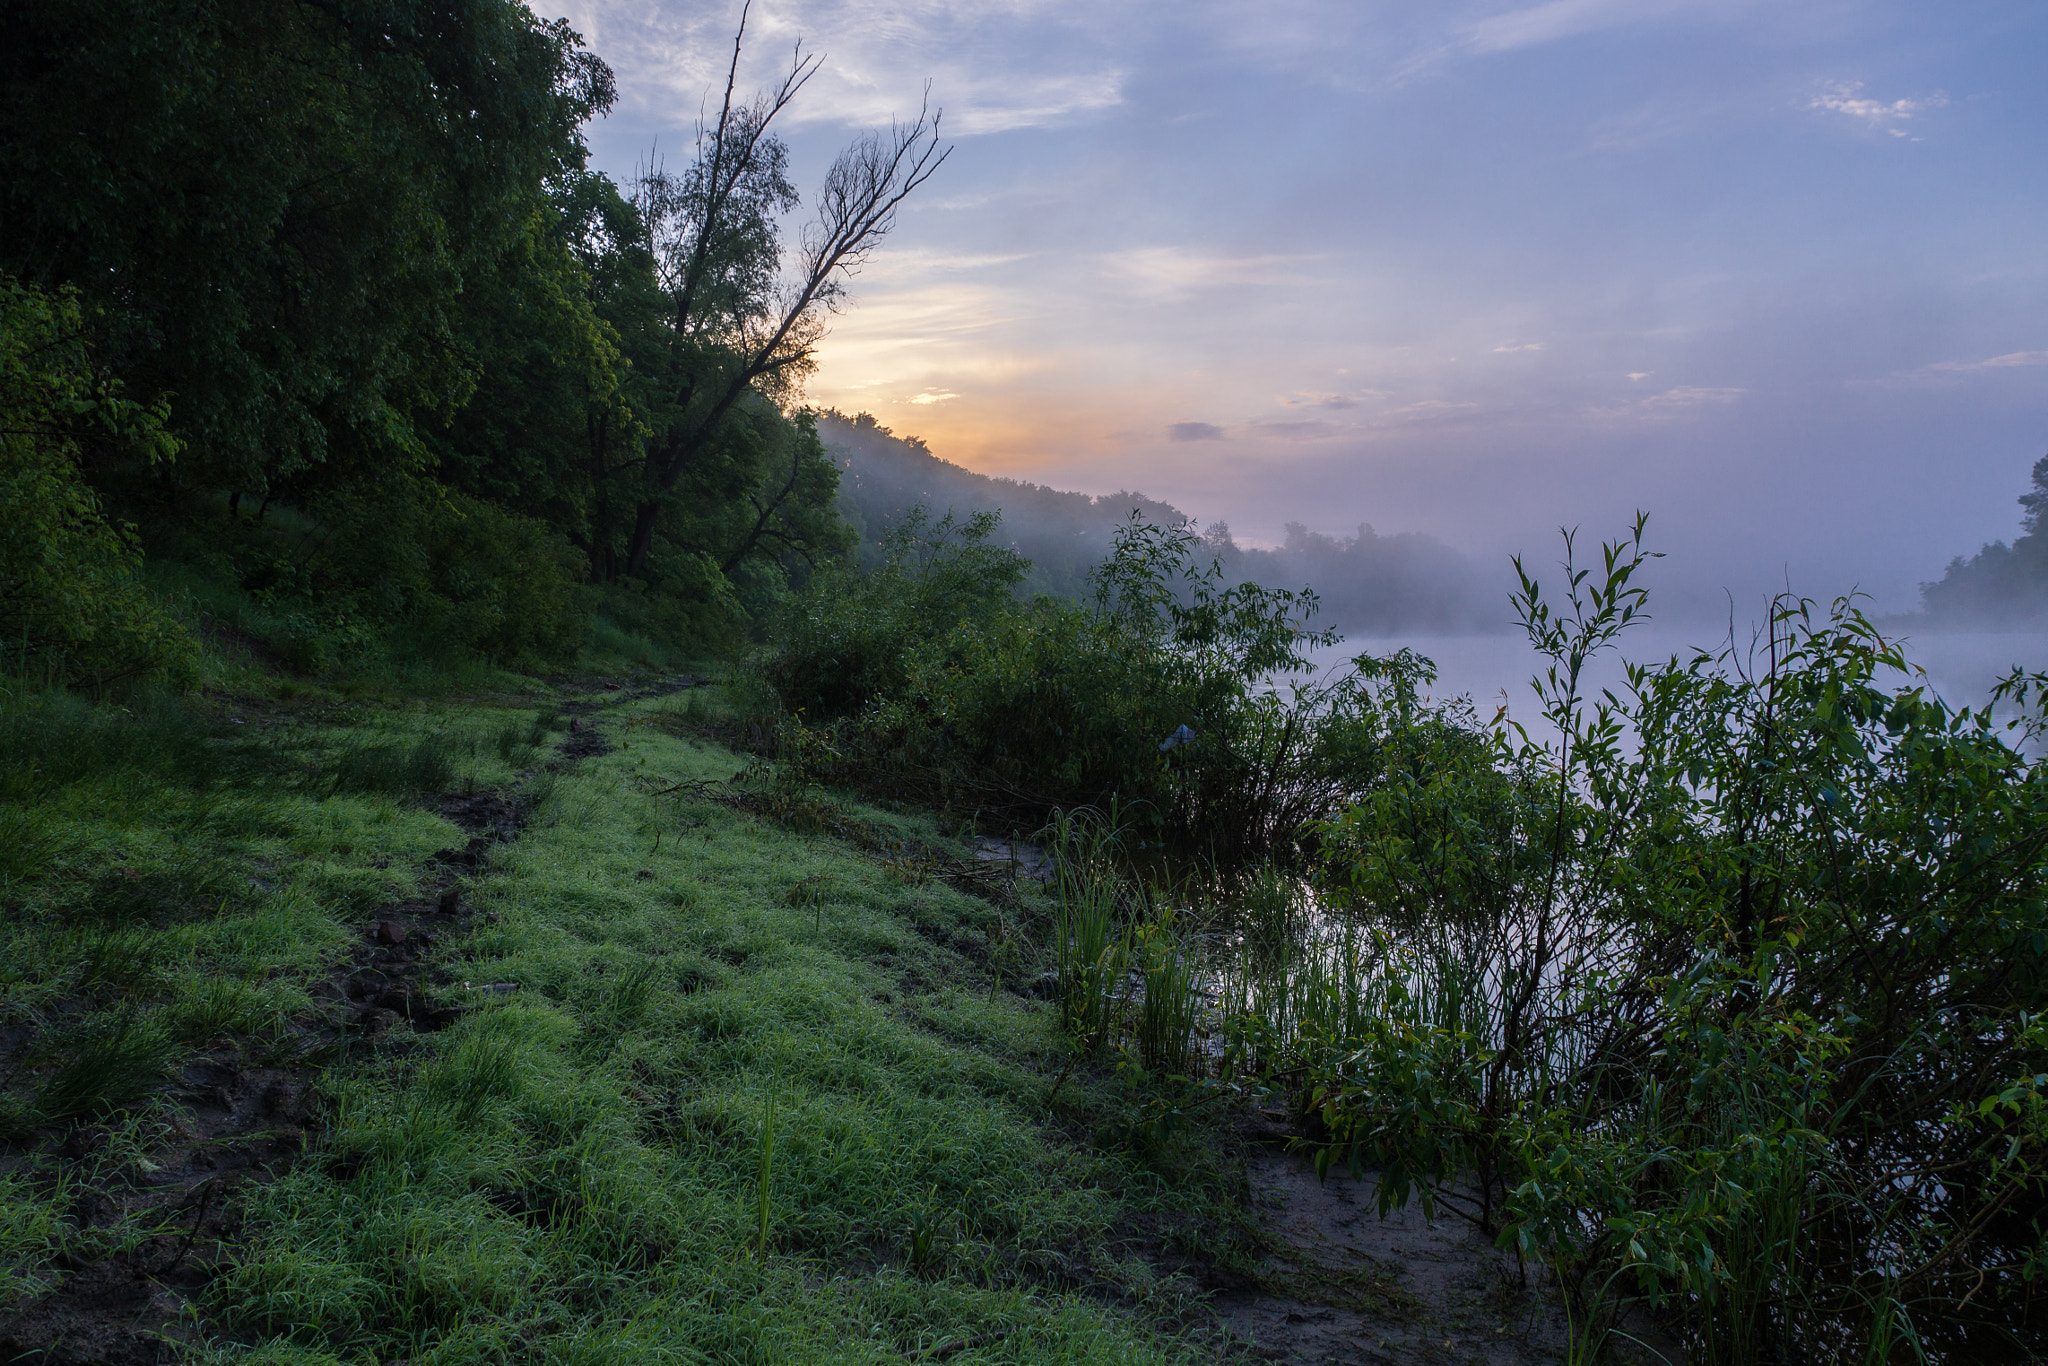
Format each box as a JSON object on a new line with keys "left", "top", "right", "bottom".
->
{"left": 820, "top": 411, "right": 1496, "bottom": 634}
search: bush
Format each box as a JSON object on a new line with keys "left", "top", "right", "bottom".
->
{"left": 0, "top": 278, "right": 197, "bottom": 690}
{"left": 1263, "top": 521, "right": 2048, "bottom": 1362}
{"left": 757, "top": 509, "right": 1384, "bottom": 864}
{"left": 311, "top": 480, "right": 585, "bottom": 671}
{"left": 578, "top": 558, "right": 743, "bottom": 666}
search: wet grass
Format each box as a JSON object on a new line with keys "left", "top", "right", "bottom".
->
{"left": 0, "top": 678, "right": 1255, "bottom": 1364}
{"left": 207, "top": 697, "right": 1241, "bottom": 1364}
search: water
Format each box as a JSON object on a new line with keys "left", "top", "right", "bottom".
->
{"left": 1295, "top": 624, "right": 2048, "bottom": 745}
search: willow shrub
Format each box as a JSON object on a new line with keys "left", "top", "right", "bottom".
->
{"left": 1292, "top": 519, "right": 2048, "bottom": 1362}
{"left": 760, "top": 509, "right": 1387, "bottom": 865}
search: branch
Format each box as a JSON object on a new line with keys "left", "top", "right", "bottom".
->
{"left": 721, "top": 431, "right": 809, "bottom": 574}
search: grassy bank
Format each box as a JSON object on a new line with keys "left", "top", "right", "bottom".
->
{"left": 0, "top": 676, "right": 1256, "bottom": 1364}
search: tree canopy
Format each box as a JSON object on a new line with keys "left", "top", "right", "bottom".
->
{"left": 0, "top": 0, "right": 930, "bottom": 673}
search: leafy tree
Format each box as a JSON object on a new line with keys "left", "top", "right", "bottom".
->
{"left": 0, "top": 280, "right": 195, "bottom": 689}
{"left": 1919, "top": 454, "right": 2048, "bottom": 623}
{"left": 0, "top": 0, "right": 614, "bottom": 498}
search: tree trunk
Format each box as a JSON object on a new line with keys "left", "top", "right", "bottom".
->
{"left": 624, "top": 499, "right": 662, "bottom": 580}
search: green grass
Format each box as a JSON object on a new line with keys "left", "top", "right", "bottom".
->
{"left": 0, "top": 677, "right": 1253, "bottom": 1364}
{"left": 209, "top": 699, "right": 1237, "bottom": 1364}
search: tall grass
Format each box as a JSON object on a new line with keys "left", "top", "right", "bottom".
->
{"left": 1134, "top": 915, "right": 1200, "bottom": 1077}
{"left": 1043, "top": 809, "right": 1210, "bottom": 1085}
{"left": 1049, "top": 814, "right": 1132, "bottom": 1051}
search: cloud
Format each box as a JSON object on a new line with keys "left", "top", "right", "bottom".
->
{"left": 1167, "top": 421, "right": 1226, "bottom": 442}
{"left": 1627, "top": 372, "right": 1653, "bottom": 381}
{"left": 1637, "top": 385, "right": 1745, "bottom": 410}
{"left": 1381, "top": 399, "right": 1481, "bottom": 422}
{"left": 1101, "top": 247, "right": 1331, "bottom": 303}
{"left": 1586, "top": 384, "right": 1745, "bottom": 422}
{"left": 559, "top": 0, "right": 1126, "bottom": 138}
{"left": 1279, "top": 391, "right": 1368, "bottom": 409}
{"left": 1809, "top": 81, "right": 1947, "bottom": 134}
{"left": 1464, "top": 0, "right": 1662, "bottom": 56}
{"left": 1246, "top": 420, "right": 1344, "bottom": 441}
{"left": 909, "top": 390, "right": 959, "bottom": 405}
{"left": 1927, "top": 350, "right": 2048, "bottom": 373}
{"left": 1492, "top": 342, "right": 1544, "bottom": 353}
{"left": 1394, "top": 0, "right": 1750, "bottom": 81}
{"left": 1861, "top": 351, "right": 2048, "bottom": 389}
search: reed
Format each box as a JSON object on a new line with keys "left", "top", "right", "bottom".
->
{"left": 1134, "top": 912, "right": 1200, "bottom": 1077}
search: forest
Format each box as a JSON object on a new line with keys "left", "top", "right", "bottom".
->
{"left": 1912, "top": 455, "right": 2048, "bottom": 625}
{"left": 3, "top": 4, "right": 2045, "bottom": 1366}
{"left": 3, "top": 0, "right": 940, "bottom": 690}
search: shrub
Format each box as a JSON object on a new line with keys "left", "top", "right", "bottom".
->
{"left": 758, "top": 509, "right": 1384, "bottom": 864}
{"left": 1269, "top": 521, "right": 2048, "bottom": 1362}
{"left": 0, "top": 278, "right": 197, "bottom": 690}
{"left": 311, "top": 480, "right": 586, "bottom": 671}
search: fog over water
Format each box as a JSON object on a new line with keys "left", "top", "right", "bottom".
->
{"left": 1298, "top": 623, "right": 2048, "bottom": 746}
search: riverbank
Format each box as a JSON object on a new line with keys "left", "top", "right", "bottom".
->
{"left": 0, "top": 668, "right": 1606, "bottom": 1365}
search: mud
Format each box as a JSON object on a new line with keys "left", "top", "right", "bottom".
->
{"left": 1213, "top": 1149, "right": 1573, "bottom": 1365}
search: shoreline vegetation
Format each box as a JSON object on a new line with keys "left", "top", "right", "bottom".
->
{"left": 5, "top": 3, "right": 2047, "bottom": 1363}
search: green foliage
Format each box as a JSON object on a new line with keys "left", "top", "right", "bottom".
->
{"left": 761, "top": 510, "right": 1385, "bottom": 865}
{"left": 31, "top": 1008, "right": 179, "bottom": 1124}
{"left": 1256, "top": 521, "right": 2048, "bottom": 1361}
{"left": 0, "top": 0, "right": 613, "bottom": 493}
{"left": 768, "top": 506, "right": 1030, "bottom": 718}
{"left": 0, "top": 279, "right": 196, "bottom": 689}
{"left": 196, "top": 694, "right": 1233, "bottom": 1365}
{"left": 3, "top": 1, "right": 873, "bottom": 671}
{"left": 311, "top": 481, "right": 587, "bottom": 671}
{"left": 0, "top": 686, "right": 236, "bottom": 803}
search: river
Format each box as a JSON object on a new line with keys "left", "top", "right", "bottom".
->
{"left": 1295, "top": 622, "right": 2048, "bottom": 746}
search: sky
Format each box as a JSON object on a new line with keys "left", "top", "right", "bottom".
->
{"left": 556, "top": 0, "right": 2048, "bottom": 618}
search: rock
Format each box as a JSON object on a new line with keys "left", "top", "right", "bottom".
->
{"left": 374, "top": 920, "right": 407, "bottom": 945}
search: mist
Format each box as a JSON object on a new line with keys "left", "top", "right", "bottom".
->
{"left": 822, "top": 410, "right": 1499, "bottom": 634}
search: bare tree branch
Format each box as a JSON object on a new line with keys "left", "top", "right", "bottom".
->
{"left": 619, "top": 28, "right": 949, "bottom": 579}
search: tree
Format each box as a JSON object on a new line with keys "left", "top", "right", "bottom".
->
{"left": 1919, "top": 452, "right": 2048, "bottom": 623}
{"left": 0, "top": 279, "right": 195, "bottom": 688}
{"left": 0, "top": 0, "right": 614, "bottom": 498}
{"left": 617, "top": 9, "right": 950, "bottom": 579}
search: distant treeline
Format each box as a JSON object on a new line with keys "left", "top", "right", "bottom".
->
{"left": 822, "top": 411, "right": 1494, "bottom": 634}
{"left": 1916, "top": 456, "right": 2048, "bottom": 626}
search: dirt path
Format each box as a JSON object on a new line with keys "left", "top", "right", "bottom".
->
{"left": 0, "top": 708, "right": 615, "bottom": 1365}
{"left": 1213, "top": 1149, "right": 1573, "bottom": 1366}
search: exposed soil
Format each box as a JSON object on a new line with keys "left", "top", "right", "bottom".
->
{"left": 1207, "top": 1130, "right": 1684, "bottom": 1366}
{"left": 1212, "top": 1147, "right": 1572, "bottom": 1365}
{"left": 0, "top": 719, "right": 609, "bottom": 1365}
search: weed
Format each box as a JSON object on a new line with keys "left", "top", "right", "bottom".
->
{"left": 34, "top": 1008, "right": 178, "bottom": 1123}
{"left": 327, "top": 732, "right": 458, "bottom": 795}
{"left": 756, "top": 1087, "right": 777, "bottom": 1262}
{"left": 1135, "top": 915, "right": 1201, "bottom": 1078}
{"left": 0, "top": 1170, "right": 70, "bottom": 1306}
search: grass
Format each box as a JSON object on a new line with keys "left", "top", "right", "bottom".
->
{"left": 0, "top": 671, "right": 1256, "bottom": 1364}
{"left": 207, "top": 697, "right": 1241, "bottom": 1364}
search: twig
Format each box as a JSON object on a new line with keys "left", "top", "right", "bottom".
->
{"left": 159, "top": 1176, "right": 222, "bottom": 1273}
